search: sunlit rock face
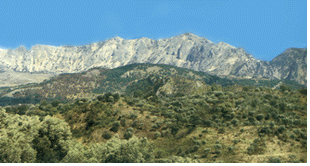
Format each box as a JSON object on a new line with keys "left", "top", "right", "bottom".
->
{"left": 0, "top": 33, "right": 306, "bottom": 85}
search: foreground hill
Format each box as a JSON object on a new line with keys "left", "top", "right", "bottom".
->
{"left": 0, "top": 76, "right": 307, "bottom": 163}
{"left": 0, "top": 33, "right": 307, "bottom": 85}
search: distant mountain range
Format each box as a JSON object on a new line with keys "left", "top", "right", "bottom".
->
{"left": 0, "top": 33, "right": 307, "bottom": 85}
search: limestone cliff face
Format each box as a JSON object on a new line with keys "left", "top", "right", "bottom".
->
{"left": 0, "top": 33, "right": 306, "bottom": 85}
{"left": 269, "top": 48, "right": 307, "bottom": 85}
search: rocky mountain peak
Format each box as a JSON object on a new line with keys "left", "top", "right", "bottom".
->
{"left": 0, "top": 34, "right": 306, "bottom": 85}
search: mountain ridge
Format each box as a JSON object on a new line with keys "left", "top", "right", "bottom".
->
{"left": 0, "top": 33, "right": 306, "bottom": 85}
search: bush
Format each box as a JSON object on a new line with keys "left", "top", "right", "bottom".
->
{"left": 154, "top": 131, "right": 161, "bottom": 139}
{"left": 0, "top": 110, "right": 40, "bottom": 163}
{"left": 51, "top": 99, "right": 61, "bottom": 107}
{"left": 110, "top": 121, "right": 120, "bottom": 132}
{"left": 231, "top": 118, "right": 239, "bottom": 126}
{"left": 124, "top": 131, "right": 133, "bottom": 140}
{"left": 214, "top": 144, "right": 222, "bottom": 150}
{"left": 265, "top": 113, "right": 271, "bottom": 120}
{"left": 204, "top": 148, "right": 211, "bottom": 156}
{"left": 248, "top": 111, "right": 255, "bottom": 117}
{"left": 247, "top": 138, "right": 265, "bottom": 155}
{"left": 102, "top": 131, "right": 112, "bottom": 139}
{"left": 218, "top": 127, "right": 225, "bottom": 134}
{"left": 277, "top": 125, "right": 286, "bottom": 134}
{"left": 232, "top": 139, "right": 240, "bottom": 145}
{"left": 298, "top": 88, "right": 307, "bottom": 95}
{"left": 33, "top": 116, "right": 72, "bottom": 163}
{"left": 255, "top": 114, "right": 264, "bottom": 121}
{"left": 268, "top": 157, "right": 281, "bottom": 163}
{"left": 215, "top": 150, "right": 222, "bottom": 155}
{"left": 120, "top": 118, "right": 126, "bottom": 127}
{"left": 97, "top": 136, "right": 154, "bottom": 163}
{"left": 227, "top": 146, "right": 235, "bottom": 154}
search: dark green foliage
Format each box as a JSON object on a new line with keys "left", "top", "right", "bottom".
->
{"left": 32, "top": 116, "right": 72, "bottom": 163}
{"left": 280, "top": 84, "right": 291, "bottom": 92}
{"left": 5, "top": 105, "right": 29, "bottom": 115}
{"left": 258, "top": 127, "right": 271, "bottom": 136}
{"left": 218, "top": 127, "right": 225, "bottom": 134}
{"left": 110, "top": 121, "right": 121, "bottom": 132}
{"left": 133, "top": 89, "right": 143, "bottom": 98}
{"left": 277, "top": 125, "right": 286, "bottom": 134}
{"left": 242, "top": 86, "right": 249, "bottom": 92}
{"left": 102, "top": 131, "right": 112, "bottom": 139}
{"left": 255, "top": 114, "right": 264, "bottom": 121}
{"left": 51, "top": 99, "right": 60, "bottom": 107}
{"left": 247, "top": 138, "right": 265, "bottom": 155}
{"left": 124, "top": 131, "right": 133, "bottom": 140}
{"left": 298, "top": 88, "right": 307, "bottom": 95}
{"left": 268, "top": 157, "right": 281, "bottom": 163}
{"left": 265, "top": 113, "right": 271, "bottom": 120}
{"left": 231, "top": 118, "right": 239, "bottom": 126}
{"left": 97, "top": 92, "right": 120, "bottom": 103}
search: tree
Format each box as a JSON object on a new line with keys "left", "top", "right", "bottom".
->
{"left": 97, "top": 136, "right": 154, "bottom": 163}
{"left": 0, "top": 108, "right": 41, "bottom": 163}
{"left": 61, "top": 141, "right": 93, "bottom": 163}
{"left": 280, "top": 84, "right": 291, "bottom": 92}
{"left": 32, "top": 116, "right": 72, "bottom": 163}
{"left": 133, "top": 90, "right": 143, "bottom": 98}
{"left": 51, "top": 99, "right": 61, "bottom": 107}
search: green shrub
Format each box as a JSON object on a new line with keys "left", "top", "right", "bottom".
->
{"left": 232, "top": 139, "right": 240, "bottom": 145}
{"left": 255, "top": 114, "right": 264, "bottom": 121}
{"left": 215, "top": 150, "right": 222, "bottom": 155}
{"left": 248, "top": 111, "right": 255, "bottom": 117}
{"left": 124, "top": 131, "right": 133, "bottom": 140}
{"left": 110, "top": 121, "right": 120, "bottom": 132}
{"left": 218, "top": 127, "right": 225, "bottom": 134}
{"left": 277, "top": 125, "right": 286, "bottom": 134}
{"left": 231, "top": 118, "right": 239, "bottom": 126}
{"left": 204, "top": 148, "right": 211, "bottom": 156}
{"left": 97, "top": 136, "right": 154, "bottom": 163}
{"left": 227, "top": 146, "right": 235, "bottom": 154}
{"left": 214, "top": 144, "right": 222, "bottom": 150}
{"left": 298, "top": 88, "right": 307, "bottom": 95}
{"left": 265, "top": 113, "right": 271, "bottom": 120}
{"left": 120, "top": 118, "right": 126, "bottom": 127}
{"left": 154, "top": 131, "right": 161, "bottom": 139}
{"left": 268, "top": 157, "right": 281, "bottom": 163}
{"left": 33, "top": 116, "right": 72, "bottom": 163}
{"left": 102, "top": 131, "right": 112, "bottom": 139}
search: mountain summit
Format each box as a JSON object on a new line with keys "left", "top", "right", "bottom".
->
{"left": 0, "top": 34, "right": 306, "bottom": 85}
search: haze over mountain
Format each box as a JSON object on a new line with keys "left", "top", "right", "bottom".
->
{"left": 0, "top": 33, "right": 306, "bottom": 85}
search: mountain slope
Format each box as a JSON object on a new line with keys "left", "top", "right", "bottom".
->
{"left": 0, "top": 63, "right": 305, "bottom": 107}
{"left": 269, "top": 48, "right": 307, "bottom": 85}
{"left": 0, "top": 34, "right": 306, "bottom": 85}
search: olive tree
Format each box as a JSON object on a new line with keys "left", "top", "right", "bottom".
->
{"left": 0, "top": 108, "right": 41, "bottom": 163}
{"left": 95, "top": 135, "right": 154, "bottom": 163}
{"left": 32, "top": 115, "right": 72, "bottom": 163}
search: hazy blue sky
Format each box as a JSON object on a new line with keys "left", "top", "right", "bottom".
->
{"left": 0, "top": 0, "right": 307, "bottom": 61}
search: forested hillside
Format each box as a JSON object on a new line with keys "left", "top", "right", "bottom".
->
{"left": 0, "top": 64, "right": 305, "bottom": 106}
{"left": 0, "top": 81, "right": 307, "bottom": 163}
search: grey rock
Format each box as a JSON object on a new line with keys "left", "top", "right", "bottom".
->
{"left": 0, "top": 33, "right": 306, "bottom": 85}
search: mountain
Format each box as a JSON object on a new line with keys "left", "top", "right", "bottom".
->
{"left": 270, "top": 48, "right": 307, "bottom": 85}
{"left": 0, "top": 33, "right": 307, "bottom": 85}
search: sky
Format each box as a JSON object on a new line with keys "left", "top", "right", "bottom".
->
{"left": 0, "top": 0, "right": 307, "bottom": 61}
